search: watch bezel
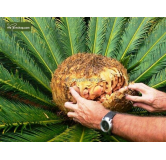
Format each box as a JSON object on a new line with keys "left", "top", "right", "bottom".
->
{"left": 100, "top": 117, "right": 112, "bottom": 133}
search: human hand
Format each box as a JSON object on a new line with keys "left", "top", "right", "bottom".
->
{"left": 124, "top": 83, "right": 166, "bottom": 112}
{"left": 64, "top": 87, "right": 110, "bottom": 129}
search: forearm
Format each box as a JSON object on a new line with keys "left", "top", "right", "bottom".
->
{"left": 112, "top": 114, "right": 166, "bottom": 142}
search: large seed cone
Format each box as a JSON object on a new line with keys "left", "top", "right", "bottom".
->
{"left": 51, "top": 53, "right": 137, "bottom": 113}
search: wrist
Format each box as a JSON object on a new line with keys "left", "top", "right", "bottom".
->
{"left": 162, "top": 92, "right": 166, "bottom": 109}
{"left": 111, "top": 114, "right": 120, "bottom": 134}
{"left": 112, "top": 113, "right": 126, "bottom": 135}
{"left": 155, "top": 91, "right": 166, "bottom": 110}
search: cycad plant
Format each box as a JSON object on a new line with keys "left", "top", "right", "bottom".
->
{"left": 0, "top": 17, "right": 166, "bottom": 142}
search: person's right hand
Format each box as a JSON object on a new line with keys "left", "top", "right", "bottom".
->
{"left": 64, "top": 87, "right": 110, "bottom": 129}
{"left": 122, "top": 83, "right": 166, "bottom": 112}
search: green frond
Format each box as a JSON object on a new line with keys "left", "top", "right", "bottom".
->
{"left": 57, "top": 17, "right": 87, "bottom": 56}
{"left": 117, "top": 17, "right": 161, "bottom": 61}
{"left": 148, "top": 68, "right": 166, "bottom": 89}
{"left": 0, "top": 65, "right": 54, "bottom": 107}
{"left": 30, "top": 17, "right": 64, "bottom": 66}
{"left": 0, "top": 17, "right": 5, "bottom": 28}
{"left": 102, "top": 17, "right": 128, "bottom": 57}
{"left": 130, "top": 43, "right": 166, "bottom": 82}
{"left": 128, "top": 19, "right": 166, "bottom": 71}
{"left": 0, "top": 52, "right": 18, "bottom": 74}
{"left": 18, "top": 32, "right": 55, "bottom": 76}
{"left": 49, "top": 124, "right": 100, "bottom": 142}
{"left": 0, "top": 18, "right": 18, "bottom": 70}
{"left": 0, "top": 27, "right": 51, "bottom": 92}
{"left": 79, "top": 18, "right": 87, "bottom": 52}
{"left": 87, "top": 17, "right": 107, "bottom": 54}
{"left": 120, "top": 54, "right": 132, "bottom": 68}
{"left": 100, "top": 131, "right": 127, "bottom": 142}
{"left": 6, "top": 17, "right": 56, "bottom": 76}
{"left": 0, "top": 124, "right": 67, "bottom": 142}
{"left": 129, "top": 107, "right": 166, "bottom": 116}
{"left": 0, "top": 96, "right": 62, "bottom": 133}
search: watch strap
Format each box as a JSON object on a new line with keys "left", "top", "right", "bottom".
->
{"left": 104, "top": 111, "right": 117, "bottom": 120}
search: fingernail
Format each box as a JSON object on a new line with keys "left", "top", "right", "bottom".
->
{"left": 125, "top": 94, "right": 128, "bottom": 96}
{"left": 124, "top": 86, "right": 127, "bottom": 90}
{"left": 64, "top": 102, "right": 68, "bottom": 107}
{"left": 133, "top": 104, "right": 137, "bottom": 107}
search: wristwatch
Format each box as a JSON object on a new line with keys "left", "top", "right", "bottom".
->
{"left": 100, "top": 111, "right": 117, "bottom": 133}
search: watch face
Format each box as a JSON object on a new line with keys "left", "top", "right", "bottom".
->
{"left": 102, "top": 120, "right": 109, "bottom": 131}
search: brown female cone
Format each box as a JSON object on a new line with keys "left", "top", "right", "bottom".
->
{"left": 51, "top": 53, "right": 137, "bottom": 114}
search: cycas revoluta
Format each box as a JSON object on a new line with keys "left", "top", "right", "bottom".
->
{"left": 0, "top": 17, "right": 166, "bottom": 142}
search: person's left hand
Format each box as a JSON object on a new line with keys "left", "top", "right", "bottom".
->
{"left": 122, "top": 83, "right": 166, "bottom": 112}
{"left": 64, "top": 87, "right": 110, "bottom": 129}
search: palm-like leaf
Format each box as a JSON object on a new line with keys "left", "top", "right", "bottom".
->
{"left": 128, "top": 18, "right": 166, "bottom": 71}
{"left": 49, "top": 124, "right": 100, "bottom": 142}
{"left": 6, "top": 17, "right": 55, "bottom": 76}
{"left": 0, "top": 18, "right": 18, "bottom": 71}
{"left": 30, "top": 17, "right": 64, "bottom": 67}
{"left": 130, "top": 43, "right": 166, "bottom": 82}
{"left": 0, "top": 27, "right": 51, "bottom": 92}
{"left": 0, "top": 124, "right": 67, "bottom": 142}
{"left": 100, "top": 132, "right": 127, "bottom": 142}
{"left": 0, "top": 17, "right": 5, "bottom": 29}
{"left": 0, "top": 97, "right": 62, "bottom": 133}
{"left": 0, "top": 65, "right": 53, "bottom": 106}
{"left": 57, "top": 17, "right": 87, "bottom": 56}
{"left": 102, "top": 17, "right": 128, "bottom": 57}
{"left": 117, "top": 17, "right": 161, "bottom": 61}
{"left": 87, "top": 17, "right": 106, "bottom": 54}
{"left": 148, "top": 68, "right": 166, "bottom": 89}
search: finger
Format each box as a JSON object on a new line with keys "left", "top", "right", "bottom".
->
{"left": 138, "top": 83, "right": 151, "bottom": 90}
{"left": 72, "top": 85, "right": 80, "bottom": 94}
{"left": 67, "top": 102, "right": 74, "bottom": 104}
{"left": 64, "top": 102, "right": 77, "bottom": 111}
{"left": 128, "top": 83, "right": 147, "bottom": 94}
{"left": 126, "top": 95, "right": 146, "bottom": 103}
{"left": 73, "top": 118, "right": 81, "bottom": 123}
{"left": 133, "top": 103, "right": 154, "bottom": 112}
{"left": 119, "top": 86, "right": 128, "bottom": 92}
{"left": 70, "top": 87, "right": 83, "bottom": 101}
{"left": 67, "top": 112, "right": 77, "bottom": 118}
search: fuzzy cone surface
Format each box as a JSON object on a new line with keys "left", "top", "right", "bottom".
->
{"left": 51, "top": 53, "right": 137, "bottom": 113}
